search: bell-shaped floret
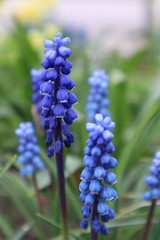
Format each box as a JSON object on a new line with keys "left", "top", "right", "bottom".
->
{"left": 89, "top": 180, "right": 101, "bottom": 194}
{"left": 104, "top": 171, "right": 117, "bottom": 185}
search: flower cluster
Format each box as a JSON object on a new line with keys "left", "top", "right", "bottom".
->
{"left": 39, "top": 33, "right": 78, "bottom": 158}
{"left": 31, "top": 68, "right": 45, "bottom": 114}
{"left": 143, "top": 151, "right": 160, "bottom": 201}
{"left": 15, "top": 122, "right": 45, "bottom": 177}
{"left": 86, "top": 69, "right": 110, "bottom": 122}
{"left": 79, "top": 114, "right": 118, "bottom": 236}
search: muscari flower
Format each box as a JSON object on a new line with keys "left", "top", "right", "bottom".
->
{"left": 39, "top": 33, "right": 78, "bottom": 157}
{"left": 86, "top": 69, "right": 110, "bottom": 122}
{"left": 79, "top": 114, "right": 118, "bottom": 236}
{"left": 15, "top": 122, "right": 45, "bottom": 177}
{"left": 143, "top": 151, "right": 160, "bottom": 201}
{"left": 31, "top": 68, "right": 45, "bottom": 114}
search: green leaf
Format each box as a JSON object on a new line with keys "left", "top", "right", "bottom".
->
{"left": 36, "top": 213, "right": 61, "bottom": 230}
{"left": 0, "top": 155, "right": 16, "bottom": 177}
{"left": 0, "top": 174, "right": 44, "bottom": 239}
{"left": 0, "top": 215, "right": 14, "bottom": 238}
{"left": 117, "top": 100, "right": 160, "bottom": 194}
{"left": 37, "top": 213, "right": 79, "bottom": 239}
{"left": 9, "top": 222, "right": 33, "bottom": 240}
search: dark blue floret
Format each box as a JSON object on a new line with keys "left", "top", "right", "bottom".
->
{"left": 42, "top": 118, "right": 49, "bottom": 129}
{"left": 41, "top": 108, "right": 50, "bottom": 118}
{"left": 94, "top": 166, "right": 106, "bottom": 179}
{"left": 81, "top": 205, "right": 91, "bottom": 219}
{"left": 61, "top": 124, "right": 70, "bottom": 136}
{"left": 83, "top": 156, "right": 96, "bottom": 168}
{"left": 64, "top": 109, "right": 78, "bottom": 125}
{"left": 80, "top": 220, "right": 88, "bottom": 229}
{"left": 89, "top": 180, "right": 101, "bottom": 194}
{"left": 100, "top": 225, "right": 109, "bottom": 235}
{"left": 85, "top": 193, "right": 95, "bottom": 206}
{"left": 97, "top": 201, "right": 109, "bottom": 215}
{"left": 40, "top": 82, "right": 54, "bottom": 95}
{"left": 57, "top": 89, "right": 68, "bottom": 102}
{"left": 80, "top": 168, "right": 93, "bottom": 181}
{"left": 46, "top": 69, "right": 58, "bottom": 80}
{"left": 41, "top": 58, "right": 51, "bottom": 69}
{"left": 42, "top": 95, "right": 54, "bottom": 109}
{"left": 101, "top": 187, "right": 118, "bottom": 201}
{"left": 79, "top": 192, "right": 87, "bottom": 202}
{"left": 54, "top": 104, "right": 65, "bottom": 118}
{"left": 54, "top": 56, "right": 65, "bottom": 66}
{"left": 104, "top": 171, "right": 117, "bottom": 185}
{"left": 68, "top": 92, "right": 77, "bottom": 105}
{"left": 92, "top": 220, "right": 101, "bottom": 232}
{"left": 54, "top": 141, "right": 63, "bottom": 153}
{"left": 79, "top": 181, "right": 89, "bottom": 192}
{"left": 47, "top": 146, "right": 54, "bottom": 158}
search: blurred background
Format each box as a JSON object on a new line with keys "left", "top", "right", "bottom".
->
{"left": 1, "top": 0, "right": 160, "bottom": 239}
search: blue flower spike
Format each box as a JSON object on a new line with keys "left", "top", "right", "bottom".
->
{"left": 40, "top": 33, "right": 78, "bottom": 157}
{"left": 30, "top": 68, "right": 46, "bottom": 114}
{"left": 79, "top": 114, "right": 118, "bottom": 236}
{"left": 86, "top": 70, "right": 110, "bottom": 121}
{"left": 143, "top": 150, "right": 160, "bottom": 201}
{"left": 15, "top": 122, "right": 45, "bottom": 177}
{"left": 39, "top": 33, "right": 77, "bottom": 239}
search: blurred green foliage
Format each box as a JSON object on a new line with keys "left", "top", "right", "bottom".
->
{"left": 0, "top": 19, "right": 160, "bottom": 240}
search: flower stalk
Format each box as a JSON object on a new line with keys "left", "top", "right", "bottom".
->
{"left": 55, "top": 135, "right": 68, "bottom": 240}
{"left": 54, "top": 70, "right": 68, "bottom": 239}
{"left": 90, "top": 196, "right": 99, "bottom": 240}
{"left": 143, "top": 199, "right": 156, "bottom": 240}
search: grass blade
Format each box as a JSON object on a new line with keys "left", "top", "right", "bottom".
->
{"left": 0, "top": 155, "right": 16, "bottom": 177}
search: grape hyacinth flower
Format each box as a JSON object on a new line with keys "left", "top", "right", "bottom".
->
{"left": 143, "top": 151, "right": 160, "bottom": 201}
{"left": 40, "top": 33, "right": 77, "bottom": 158}
{"left": 142, "top": 151, "right": 160, "bottom": 240}
{"left": 79, "top": 114, "right": 118, "bottom": 238}
{"left": 39, "top": 33, "right": 78, "bottom": 240}
{"left": 31, "top": 68, "right": 45, "bottom": 114}
{"left": 86, "top": 70, "right": 110, "bottom": 122}
{"left": 15, "top": 122, "right": 45, "bottom": 177}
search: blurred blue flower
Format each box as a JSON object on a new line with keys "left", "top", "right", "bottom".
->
{"left": 79, "top": 114, "right": 118, "bottom": 236}
{"left": 30, "top": 68, "right": 45, "bottom": 114}
{"left": 143, "top": 151, "right": 160, "bottom": 201}
{"left": 15, "top": 122, "right": 45, "bottom": 177}
{"left": 86, "top": 70, "right": 110, "bottom": 121}
{"left": 39, "top": 33, "right": 78, "bottom": 157}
